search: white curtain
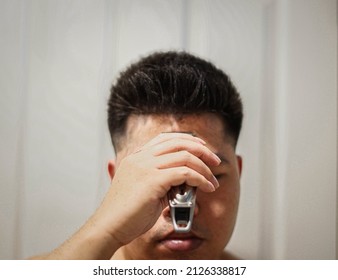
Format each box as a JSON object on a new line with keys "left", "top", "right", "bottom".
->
{"left": 0, "top": 0, "right": 336, "bottom": 259}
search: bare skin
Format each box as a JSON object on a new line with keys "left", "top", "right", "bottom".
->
{"left": 31, "top": 113, "right": 241, "bottom": 259}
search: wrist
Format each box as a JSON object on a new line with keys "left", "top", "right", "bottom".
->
{"left": 43, "top": 218, "right": 123, "bottom": 260}
{"left": 79, "top": 217, "right": 123, "bottom": 259}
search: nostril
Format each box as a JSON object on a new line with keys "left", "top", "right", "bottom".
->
{"left": 179, "top": 184, "right": 185, "bottom": 195}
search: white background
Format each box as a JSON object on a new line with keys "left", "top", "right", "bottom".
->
{"left": 1, "top": 260, "right": 338, "bottom": 279}
{"left": 0, "top": 0, "right": 336, "bottom": 259}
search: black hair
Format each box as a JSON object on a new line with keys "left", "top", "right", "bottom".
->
{"left": 108, "top": 51, "right": 243, "bottom": 150}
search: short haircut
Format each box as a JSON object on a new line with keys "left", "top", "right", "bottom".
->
{"left": 108, "top": 51, "right": 243, "bottom": 151}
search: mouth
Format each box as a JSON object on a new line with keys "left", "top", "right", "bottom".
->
{"left": 158, "top": 232, "right": 204, "bottom": 252}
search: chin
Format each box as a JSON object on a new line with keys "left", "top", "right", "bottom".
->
{"left": 125, "top": 244, "right": 221, "bottom": 260}
{"left": 116, "top": 245, "right": 201, "bottom": 260}
{"left": 132, "top": 251, "right": 215, "bottom": 260}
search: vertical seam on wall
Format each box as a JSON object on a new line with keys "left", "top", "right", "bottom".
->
{"left": 95, "top": 0, "right": 119, "bottom": 206}
{"left": 336, "top": 0, "right": 338, "bottom": 260}
{"left": 181, "top": 0, "right": 189, "bottom": 50}
{"left": 258, "top": 0, "right": 275, "bottom": 259}
{"left": 14, "top": 0, "right": 30, "bottom": 259}
{"left": 273, "top": 0, "right": 289, "bottom": 259}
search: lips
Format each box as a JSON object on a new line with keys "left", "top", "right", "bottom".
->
{"left": 158, "top": 232, "right": 204, "bottom": 251}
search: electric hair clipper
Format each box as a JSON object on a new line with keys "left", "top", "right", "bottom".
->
{"left": 168, "top": 184, "right": 196, "bottom": 233}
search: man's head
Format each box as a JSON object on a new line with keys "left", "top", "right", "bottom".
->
{"left": 108, "top": 51, "right": 243, "bottom": 151}
{"left": 107, "top": 51, "right": 243, "bottom": 259}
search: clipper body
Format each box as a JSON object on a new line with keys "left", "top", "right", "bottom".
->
{"left": 168, "top": 184, "right": 196, "bottom": 233}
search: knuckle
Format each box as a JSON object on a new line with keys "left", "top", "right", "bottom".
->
{"left": 181, "top": 150, "right": 191, "bottom": 161}
{"left": 152, "top": 144, "right": 162, "bottom": 155}
{"left": 174, "top": 139, "right": 189, "bottom": 149}
{"left": 180, "top": 166, "right": 190, "bottom": 177}
{"left": 158, "top": 132, "right": 167, "bottom": 140}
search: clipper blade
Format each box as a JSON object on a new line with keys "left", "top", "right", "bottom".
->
{"left": 168, "top": 184, "right": 196, "bottom": 233}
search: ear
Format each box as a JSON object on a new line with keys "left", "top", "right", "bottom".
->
{"left": 108, "top": 160, "right": 116, "bottom": 180}
{"left": 236, "top": 155, "right": 243, "bottom": 177}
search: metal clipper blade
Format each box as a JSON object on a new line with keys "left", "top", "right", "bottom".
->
{"left": 168, "top": 184, "right": 196, "bottom": 233}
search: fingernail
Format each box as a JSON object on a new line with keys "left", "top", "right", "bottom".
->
{"left": 213, "top": 153, "right": 222, "bottom": 164}
{"left": 207, "top": 181, "right": 216, "bottom": 192}
{"left": 212, "top": 175, "right": 220, "bottom": 188}
{"left": 195, "top": 137, "right": 206, "bottom": 145}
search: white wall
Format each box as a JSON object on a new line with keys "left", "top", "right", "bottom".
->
{"left": 0, "top": 0, "right": 336, "bottom": 259}
{"left": 257, "top": 0, "right": 337, "bottom": 259}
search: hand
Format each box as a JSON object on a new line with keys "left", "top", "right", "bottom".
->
{"left": 93, "top": 133, "right": 221, "bottom": 246}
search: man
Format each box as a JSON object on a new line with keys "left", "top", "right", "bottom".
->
{"left": 33, "top": 51, "right": 243, "bottom": 259}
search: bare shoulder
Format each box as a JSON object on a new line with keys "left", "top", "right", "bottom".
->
{"left": 220, "top": 250, "right": 241, "bottom": 260}
{"left": 27, "top": 254, "right": 49, "bottom": 260}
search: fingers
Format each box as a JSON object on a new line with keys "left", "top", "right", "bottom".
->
{"left": 159, "top": 166, "right": 217, "bottom": 193}
{"left": 142, "top": 132, "right": 206, "bottom": 149}
{"left": 155, "top": 151, "right": 219, "bottom": 189}
{"left": 152, "top": 138, "right": 221, "bottom": 167}
{"left": 132, "top": 132, "right": 222, "bottom": 195}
